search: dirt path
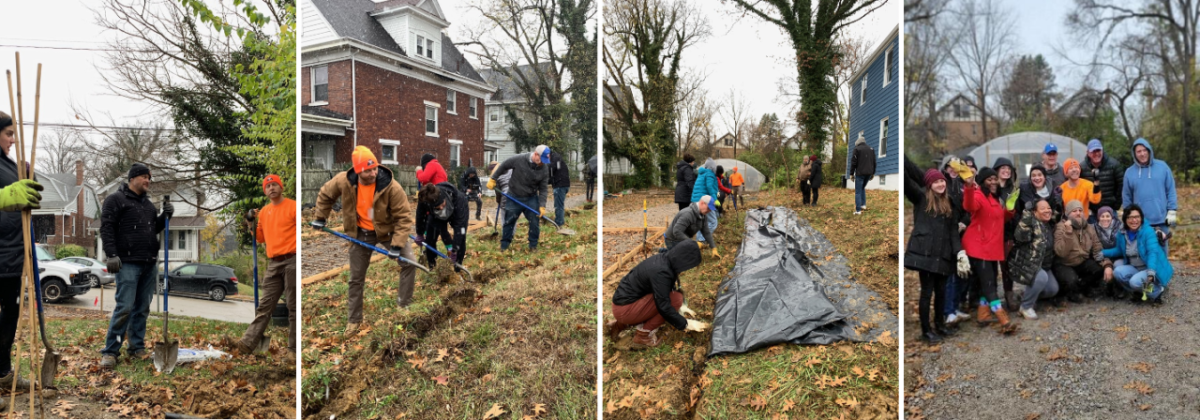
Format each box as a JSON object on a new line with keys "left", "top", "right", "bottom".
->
{"left": 905, "top": 266, "right": 1200, "bottom": 419}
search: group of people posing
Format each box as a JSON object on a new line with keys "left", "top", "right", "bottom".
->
{"left": 906, "top": 138, "right": 1178, "bottom": 343}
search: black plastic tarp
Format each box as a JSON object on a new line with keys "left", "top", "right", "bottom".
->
{"left": 708, "top": 207, "right": 897, "bottom": 357}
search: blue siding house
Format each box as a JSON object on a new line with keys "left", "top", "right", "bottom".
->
{"left": 845, "top": 25, "right": 899, "bottom": 191}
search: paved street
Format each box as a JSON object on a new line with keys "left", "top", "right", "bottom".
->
{"left": 50, "top": 285, "right": 256, "bottom": 324}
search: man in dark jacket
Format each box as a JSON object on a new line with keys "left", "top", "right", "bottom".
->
{"left": 1081, "top": 139, "right": 1122, "bottom": 221}
{"left": 585, "top": 155, "right": 597, "bottom": 202}
{"left": 1041, "top": 143, "right": 1066, "bottom": 188}
{"left": 849, "top": 133, "right": 876, "bottom": 214}
{"left": 809, "top": 155, "right": 823, "bottom": 205}
{"left": 459, "top": 166, "right": 483, "bottom": 221}
{"left": 609, "top": 240, "right": 708, "bottom": 349}
{"left": 100, "top": 163, "right": 174, "bottom": 368}
{"left": 674, "top": 154, "right": 696, "bottom": 210}
{"left": 664, "top": 196, "right": 716, "bottom": 252}
{"left": 487, "top": 145, "right": 551, "bottom": 251}
{"left": 415, "top": 182, "right": 470, "bottom": 279}
{"left": 0, "top": 113, "right": 42, "bottom": 388}
{"left": 548, "top": 150, "right": 571, "bottom": 226}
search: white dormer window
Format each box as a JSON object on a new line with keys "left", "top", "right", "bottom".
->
{"left": 883, "top": 47, "right": 893, "bottom": 86}
{"left": 413, "top": 33, "right": 436, "bottom": 61}
{"left": 447, "top": 90, "right": 457, "bottom": 114}
{"left": 860, "top": 74, "right": 867, "bottom": 105}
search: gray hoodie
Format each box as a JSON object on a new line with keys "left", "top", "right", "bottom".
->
{"left": 493, "top": 153, "right": 550, "bottom": 207}
{"left": 665, "top": 203, "right": 715, "bottom": 248}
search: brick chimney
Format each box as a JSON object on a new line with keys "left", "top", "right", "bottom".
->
{"left": 75, "top": 160, "right": 83, "bottom": 186}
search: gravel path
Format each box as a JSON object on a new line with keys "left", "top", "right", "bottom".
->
{"left": 905, "top": 266, "right": 1200, "bottom": 420}
{"left": 602, "top": 202, "right": 679, "bottom": 229}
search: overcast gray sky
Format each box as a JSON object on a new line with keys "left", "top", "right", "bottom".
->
{"left": 687, "top": 1, "right": 901, "bottom": 137}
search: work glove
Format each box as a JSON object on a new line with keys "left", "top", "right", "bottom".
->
{"left": 948, "top": 158, "right": 974, "bottom": 180}
{"left": 487, "top": 178, "right": 497, "bottom": 190}
{"left": 106, "top": 256, "right": 122, "bottom": 274}
{"left": 311, "top": 219, "right": 326, "bottom": 230}
{"left": 959, "top": 222, "right": 966, "bottom": 233}
{"left": 413, "top": 234, "right": 425, "bottom": 248}
{"left": 389, "top": 245, "right": 407, "bottom": 265}
{"left": 539, "top": 207, "right": 547, "bottom": 217}
{"left": 1005, "top": 190, "right": 1020, "bottom": 211}
{"left": 679, "top": 303, "right": 698, "bottom": 318}
{"left": 447, "top": 250, "right": 457, "bottom": 263}
{"left": 956, "top": 251, "right": 971, "bottom": 278}
{"left": 713, "top": 199, "right": 721, "bottom": 207}
{"left": 161, "top": 201, "right": 174, "bottom": 218}
{"left": 711, "top": 248, "right": 720, "bottom": 258}
{"left": 684, "top": 319, "right": 710, "bottom": 332}
{"left": 245, "top": 209, "right": 258, "bottom": 223}
{"left": 696, "top": 242, "right": 706, "bottom": 250}
{"left": 1167, "top": 210, "right": 1177, "bottom": 226}
{"left": 0, "top": 179, "right": 44, "bottom": 212}
{"left": 1156, "top": 228, "right": 1168, "bottom": 244}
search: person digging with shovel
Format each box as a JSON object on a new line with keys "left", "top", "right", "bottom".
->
{"left": 0, "top": 112, "right": 40, "bottom": 390}
{"left": 608, "top": 240, "right": 709, "bottom": 349}
{"left": 415, "top": 182, "right": 469, "bottom": 282}
{"left": 314, "top": 146, "right": 416, "bottom": 334}
{"left": 100, "top": 163, "right": 174, "bottom": 368}
{"left": 235, "top": 174, "right": 296, "bottom": 355}
{"left": 487, "top": 145, "right": 551, "bottom": 251}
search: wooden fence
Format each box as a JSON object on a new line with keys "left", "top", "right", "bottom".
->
{"left": 301, "top": 163, "right": 419, "bottom": 206}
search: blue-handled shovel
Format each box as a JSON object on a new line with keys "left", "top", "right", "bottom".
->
{"left": 311, "top": 223, "right": 430, "bottom": 273}
{"left": 496, "top": 190, "right": 576, "bottom": 236}
{"left": 153, "top": 195, "right": 179, "bottom": 374}
{"left": 409, "top": 235, "right": 473, "bottom": 282}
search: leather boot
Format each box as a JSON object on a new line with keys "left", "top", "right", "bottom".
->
{"left": 606, "top": 320, "right": 632, "bottom": 338}
{"left": 976, "top": 305, "right": 997, "bottom": 326}
{"left": 935, "top": 316, "right": 956, "bottom": 336}
{"left": 994, "top": 308, "right": 1011, "bottom": 327}
{"left": 631, "top": 326, "right": 662, "bottom": 350}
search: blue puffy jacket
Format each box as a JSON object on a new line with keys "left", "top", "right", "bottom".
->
{"left": 1122, "top": 138, "right": 1177, "bottom": 226}
{"left": 691, "top": 167, "right": 718, "bottom": 204}
{"left": 1103, "top": 224, "right": 1173, "bottom": 286}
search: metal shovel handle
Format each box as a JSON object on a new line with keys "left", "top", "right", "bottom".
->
{"left": 313, "top": 224, "right": 430, "bottom": 273}
{"left": 409, "top": 235, "right": 474, "bottom": 280}
{"left": 495, "top": 190, "right": 563, "bottom": 230}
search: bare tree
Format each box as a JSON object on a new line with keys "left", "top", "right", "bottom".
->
{"left": 675, "top": 75, "right": 720, "bottom": 156}
{"left": 944, "top": 0, "right": 1017, "bottom": 143}
{"left": 831, "top": 35, "right": 869, "bottom": 146}
{"left": 36, "top": 126, "right": 86, "bottom": 175}
{"left": 906, "top": 0, "right": 949, "bottom": 22}
{"left": 722, "top": 88, "right": 749, "bottom": 158}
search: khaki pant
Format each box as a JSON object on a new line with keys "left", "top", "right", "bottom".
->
{"left": 240, "top": 254, "right": 296, "bottom": 351}
{"left": 348, "top": 230, "right": 416, "bottom": 323}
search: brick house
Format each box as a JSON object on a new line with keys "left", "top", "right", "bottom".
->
{"left": 32, "top": 160, "right": 99, "bottom": 255}
{"left": 299, "top": 0, "right": 496, "bottom": 170}
{"left": 936, "top": 93, "right": 1001, "bottom": 153}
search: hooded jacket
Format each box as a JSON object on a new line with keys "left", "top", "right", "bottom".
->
{"left": 961, "top": 171, "right": 1014, "bottom": 261}
{"left": 1008, "top": 207, "right": 1055, "bottom": 286}
{"left": 548, "top": 151, "right": 571, "bottom": 188}
{"left": 493, "top": 153, "right": 550, "bottom": 207}
{"left": 994, "top": 157, "right": 1021, "bottom": 240}
{"left": 1102, "top": 223, "right": 1174, "bottom": 286}
{"left": 100, "top": 182, "right": 169, "bottom": 263}
{"left": 1082, "top": 152, "right": 1123, "bottom": 211}
{"left": 903, "top": 156, "right": 963, "bottom": 276}
{"left": 691, "top": 159, "right": 719, "bottom": 204}
{"left": 1018, "top": 174, "right": 1063, "bottom": 226}
{"left": 315, "top": 166, "right": 413, "bottom": 248}
{"left": 674, "top": 160, "right": 697, "bottom": 204}
{"left": 417, "top": 158, "right": 449, "bottom": 186}
{"left": 415, "top": 182, "right": 469, "bottom": 250}
{"left": 611, "top": 240, "right": 702, "bottom": 331}
{"left": 797, "top": 159, "right": 812, "bottom": 182}
{"left": 459, "top": 167, "right": 481, "bottom": 196}
{"left": 665, "top": 203, "right": 714, "bottom": 248}
{"left": 1054, "top": 216, "right": 1109, "bottom": 268}
{"left": 0, "top": 153, "right": 28, "bottom": 278}
{"left": 1122, "top": 139, "right": 1177, "bottom": 226}
{"left": 849, "top": 137, "right": 876, "bottom": 177}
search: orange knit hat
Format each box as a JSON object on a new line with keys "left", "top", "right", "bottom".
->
{"left": 352, "top": 146, "right": 380, "bottom": 174}
{"left": 262, "top": 174, "right": 283, "bottom": 191}
{"left": 1063, "top": 158, "right": 1080, "bottom": 175}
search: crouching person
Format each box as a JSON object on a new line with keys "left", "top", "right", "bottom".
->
{"left": 663, "top": 195, "right": 717, "bottom": 257}
{"left": 1104, "top": 205, "right": 1173, "bottom": 303}
{"left": 608, "top": 240, "right": 708, "bottom": 349}
{"left": 1053, "top": 200, "right": 1114, "bottom": 303}
{"left": 1010, "top": 199, "right": 1060, "bottom": 319}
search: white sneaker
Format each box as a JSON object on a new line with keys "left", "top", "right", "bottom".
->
{"left": 853, "top": 211, "right": 862, "bottom": 215}
{"left": 945, "top": 314, "right": 960, "bottom": 324}
{"left": 1020, "top": 308, "right": 1038, "bottom": 319}
{"left": 955, "top": 310, "right": 970, "bottom": 321}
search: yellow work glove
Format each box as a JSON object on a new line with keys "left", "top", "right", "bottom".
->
{"left": 711, "top": 247, "right": 720, "bottom": 258}
{"left": 487, "top": 178, "right": 497, "bottom": 190}
{"left": 948, "top": 158, "right": 974, "bottom": 180}
{"left": 1005, "top": 189, "right": 1020, "bottom": 211}
{"left": 697, "top": 242, "right": 706, "bottom": 250}
{"left": 539, "top": 207, "right": 547, "bottom": 217}
{"left": 713, "top": 199, "right": 721, "bottom": 207}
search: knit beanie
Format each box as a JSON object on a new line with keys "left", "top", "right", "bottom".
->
{"left": 128, "top": 163, "right": 151, "bottom": 180}
{"left": 924, "top": 168, "right": 946, "bottom": 187}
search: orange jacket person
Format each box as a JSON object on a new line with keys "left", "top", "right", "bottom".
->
{"left": 239, "top": 174, "right": 297, "bottom": 354}
{"left": 1059, "top": 158, "right": 1101, "bottom": 220}
{"left": 729, "top": 167, "right": 745, "bottom": 210}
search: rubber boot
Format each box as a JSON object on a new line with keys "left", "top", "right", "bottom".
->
{"left": 631, "top": 326, "right": 662, "bottom": 350}
{"left": 976, "top": 305, "right": 997, "bottom": 326}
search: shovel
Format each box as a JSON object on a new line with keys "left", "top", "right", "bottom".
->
{"left": 409, "top": 235, "right": 474, "bottom": 282}
{"left": 29, "top": 226, "right": 60, "bottom": 387}
{"left": 496, "top": 190, "right": 576, "bottom": 236}
{"left": 488, "top": 204, "right": 501, "bottom": 238}
{"left": 312, "top": 224, "right": 430, "bottom": 273}
{"left": 250, "top": 224, "right": 270, "bottom": 354}
{"left": 153, "top": 195, "right": 179, "bottom": 374}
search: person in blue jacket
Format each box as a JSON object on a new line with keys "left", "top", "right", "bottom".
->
{"left": 1122, "top": 138, "right": 1177, "bottom": 252}
{"left": 1103, "top": 204, "right": 1173, "bottom": 303}
{"left": 690, "top": 158, "right": 720, "bottom": 243}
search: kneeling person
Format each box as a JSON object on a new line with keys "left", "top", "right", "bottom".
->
{"left": 609, "top": 241, "right": 708, "bottom": 349}
{"left": 664, "top": 195, "right": 717, "bottom": 256}
{"left": 1104, "top": 205, "right": 1173, "bottom": 303}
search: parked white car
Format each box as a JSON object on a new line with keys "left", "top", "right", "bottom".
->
{"left": 34, "top": 245, "right": 93, "bottom": 302}
{"left": 59, "top": 256, "right": 116, "bottom": 287}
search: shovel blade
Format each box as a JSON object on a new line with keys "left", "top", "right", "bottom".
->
{"left": 40, "top": 350, "right": 60, "bottom": 386}
{"left": 256, "top": 335, "right": 271, "bottom": 354}
{"left": 153, "top": 340, "right": 179, "bottom": 374}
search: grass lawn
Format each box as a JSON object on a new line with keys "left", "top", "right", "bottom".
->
{"left": 603, "top": 187, "right": 899, "bottom": 419}
{"left": 301, "top": 207, "right": 598, "bottom": 420}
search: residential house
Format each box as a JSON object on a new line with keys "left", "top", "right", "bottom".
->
{"left": 479, "top": 64, "right": 545, "bottom": 165}
{"left": 936, "top": 93, "right": 1001, "bottom": 152}
{"left": 712, "top": 133, "right": 747, "bottom": 160}
{"left": 845, "top": 25, "right": 900, "bottom": 191}
{"left": 31, "top": 161, "right": 99, "bottom": 255}
{"left": 300, "top": 0, "right": 496, "bottom": 170}
{"left": 89, "top": 179, "right": 206, "bottom": 268}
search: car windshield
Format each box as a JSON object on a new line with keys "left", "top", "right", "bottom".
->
{"left": 34, "top": 246, "right": 53, "bottom": 262}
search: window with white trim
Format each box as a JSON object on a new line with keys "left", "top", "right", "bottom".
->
{"left": 490, "top": 109, "right": 499, "bottom": 122}
{"left": 878, "top": 117, "right": 889, "bottom": 157}
{"left": 883, "top": 47, "right": 893, "bottom": 86}
{"left": 416, "top": 34, "right": 425, "bottom": 57}
{"left": 448, "top": 140, "right": 462, "bottom": 168}
{"left": 312, "top": 66, "right": 328, "bottom": 103}
{"left": 380, "top": 140, "right": 400, "bottom": 165}
{"left": 170, "top": 230, "right": 189, "bottom": 251}
{"left": 447, "top": 90, "right": 457, "bottom": 114}
{"left": 425, "top": 105, "right": 438, "bottom": 136}
{"left": 469, "top": 98, "right": 477, "bottom": 118}
{"left": 414, "top": 33, "right": 436, "bottom": 61}
{"left": 860, "top": 73, "right": 867, "bottom": 105}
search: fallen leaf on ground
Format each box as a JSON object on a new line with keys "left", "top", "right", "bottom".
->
{"left": 482, "top": 403, "right": 507, "bottom": 419}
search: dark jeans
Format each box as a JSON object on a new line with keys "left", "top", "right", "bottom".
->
{"left": 677, "top": 202, "right": 688, "bottom": 210}
{"left": 918, "top": 270, "right": 947, "bottom": 335}
{"left": 554, "top": 186, "right": 569, "bottom": 226}
{"left": 1054, "top": 259, "right": 1105, "bottom": 298}
{"left": 943, "top": 273, "right": 963, "bottom": 316}
{"left": 501, "top": 194, "right": 541, "bottom": 250}
{"left": 466, "top": 192, "right": 483, "bottom": 219}
{"left": 855, "top": 175, "right": 870, "bottom": 210}
{"left": 422, "top": 220, "right": 467, "bottom": 271}
{"left": 586, "top": 180, "right": 595, "bottom": 201}
{"left": 969, "top": 257, "right": 999, "bottom": 307}
{"left": 801, "top": 181, "right": 811, "bottom": 204}
{"left": 0, "top": 275, "right": 21, "bottom": 373}
{"left": 102, "top": 261, "right": 159, "bottom": 356}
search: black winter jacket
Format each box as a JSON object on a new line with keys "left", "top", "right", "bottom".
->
{"left": 416, "top": 182, "right": 469, "bottom": 245}
{"left": 1017, "top": 180, "right": 1063, "bottom": 226}
{"left": 850, "top": 142, "right": 876, "bottom": 177}
{"left": 100, "top": 183, "right": 168, "bottom": 263}
{"left": 674, "top": 160, "right": 696, "bottom": 204}
{"left": 1008, "top": 208, "right": 1055, "bottom": 286}
{"left": 459, "top": 167, "right": 482, "bottom": 198}
{"left": 612, "top": 240, "right": 702, "bottom": 330}
{"left": 810, "top": 159, "right": 824, "bottom": 188}
{"left": 548, "top": 151, "right": 571, "bottom": 188}
{"left": 903, "top": 156, "right": 962, "bottom": 276}
{"left": 0, "top": 153, "right": 25, "bottom": 279}
{"left": 1081, "top": 153, "right": 1123, "bottom": 212}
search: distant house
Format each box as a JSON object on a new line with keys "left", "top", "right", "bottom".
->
{"left": 299, "top": 0, "right": 496, "bottom": 169}
{"left": 936, "top": 93, "right": 1001, "bottom": 152}
{"left": 712, "top": 133, "right": 746, "bottom": 159}
{"left": 32, "top": 161, "right": 99, "bottom": 255}
{"left": 479, "top": 65, "right": 543, "bottom": 165}
{"left": 89, "top": 179, "right": 206, "bottom": 266}
{"left": 845, "top": 25, "right": 899, "bottom": 191}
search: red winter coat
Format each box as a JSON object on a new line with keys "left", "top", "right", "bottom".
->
{"left": 417, "top": 159, "right": 448, "bottom": 185}
{"left": 961, "top": 183, "right": 1013, "bottom": 261}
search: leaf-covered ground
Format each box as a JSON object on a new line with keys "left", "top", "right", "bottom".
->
{"left": 0, "top": 305, "right": 296, "bottom": 419}
{"left": 301, "top": 206, "right": 598, "bottom": 419}
{"left": 602, "top": 187, "right": 900, "bottom": 419}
